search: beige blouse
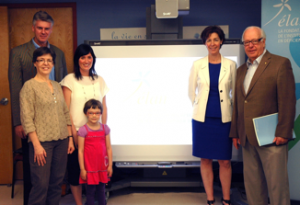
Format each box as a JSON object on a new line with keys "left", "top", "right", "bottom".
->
{"left": 20, "top": 79, "right": 71, "bottom": 142}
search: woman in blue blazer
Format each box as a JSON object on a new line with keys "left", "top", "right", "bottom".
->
{"left": 188, "top": 26, "right": 236, "bottom": 205}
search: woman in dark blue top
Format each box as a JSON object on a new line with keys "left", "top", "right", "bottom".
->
{"left": 188, "top": 26, "right": 237, "bottom": 205}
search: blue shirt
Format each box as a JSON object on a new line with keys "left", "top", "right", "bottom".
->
{"left": 244, "top": 49, "right": 266, "bottom": 93}
{"left": 32, "top": 38, "right": 55, "bottom": 81}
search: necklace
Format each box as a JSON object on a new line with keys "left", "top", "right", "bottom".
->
{"left": 82, "top": 78, "right": 96, "bottom": 101}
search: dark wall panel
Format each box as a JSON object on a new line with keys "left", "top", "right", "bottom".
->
{"left": 1, "top": 0, "right": 261, "bottom": 45}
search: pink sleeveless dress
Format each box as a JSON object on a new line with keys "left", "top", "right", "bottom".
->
{"left": 79, "top": 124, "right": 109, "bottom": 185}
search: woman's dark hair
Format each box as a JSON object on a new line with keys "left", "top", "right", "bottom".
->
{"left": 201, "top": 26, "right": 225, "bottom": 48}
{"left": 32, "top": 47, "right": 56, "bottom": 64}
{"left": 83, "top": 99, "right": 103, "bottom": 114}
{"left": 74, "top": 44, "right": 97, "bottom": 80}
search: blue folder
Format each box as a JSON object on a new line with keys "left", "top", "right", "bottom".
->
{"left": 253, "top": 113, "right": 295, "bottom": 146}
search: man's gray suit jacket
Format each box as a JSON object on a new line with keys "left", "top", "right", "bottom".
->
{"left": 8, "top": 40, "right": 68, "bottom": 127}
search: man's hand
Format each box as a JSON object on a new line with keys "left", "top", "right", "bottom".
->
{"left": 15, "top": 125, "right": 26, "bottom": 139}
{"left": 233, "top": 138, "right": 240, "bottom": 150}
{"left": 273, "top": 136, "right": 289, "bottom": 145}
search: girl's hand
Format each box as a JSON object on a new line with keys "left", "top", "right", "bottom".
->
{"left": 34, "top": 144, "right": 47, "bottom": 166}
{"left": 67, "top": 137, "right": 75, "bottom": 154}
{"left": 107, "top": 166, "right": 113, "bottom": 177}
{"left": 80, "top": 169, "right": 87, "bottom": 181}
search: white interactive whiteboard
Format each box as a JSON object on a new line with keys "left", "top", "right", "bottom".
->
{"left": 89, "top": 40, "right": 245, "bottom": 164}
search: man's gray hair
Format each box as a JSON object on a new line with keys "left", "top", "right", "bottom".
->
{"left": 242, "top": 26, "right": 266, "bottom": 42}
{"left": 32, "top": 11, "right": 54, "bottom": 27}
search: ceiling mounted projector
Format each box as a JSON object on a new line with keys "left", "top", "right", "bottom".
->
{"left": 155, "top": 0, "right": 190, "bottom": 19}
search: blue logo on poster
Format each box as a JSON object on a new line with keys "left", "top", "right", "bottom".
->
{"left": 264, "top": 0, "right": 292, "bottom": 26}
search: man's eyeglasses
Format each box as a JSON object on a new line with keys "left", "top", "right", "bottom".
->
{"left": 242, "top": 38, "right": 263, "bottom": 46}
{"left": 36, "top": 59, "right": 54, "bottom": 64}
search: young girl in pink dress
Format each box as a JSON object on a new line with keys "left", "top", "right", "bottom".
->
{"left": 78, "top": 99, "right": 113, "bottom": 205}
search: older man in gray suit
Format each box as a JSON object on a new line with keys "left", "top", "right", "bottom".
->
{"left": 8, "top": 11, "right": 67, "bottom": 205}
{"left": 230, "top": 26, "right": 296, "bottom": 205}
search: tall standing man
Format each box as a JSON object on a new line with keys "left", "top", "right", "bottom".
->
{"left": 230, "top": 26, "right": 296, "bottom": 205}
{"left": 8, "top": 11, "right": 68, "bottom": 205}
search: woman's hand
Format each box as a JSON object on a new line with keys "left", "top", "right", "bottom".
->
{"left": 80, "top": 169, "right": 87, "bottom": 181}
{"left": 107, "top": 166, "right": 113, "bottom": 178}
{"left": 73, "top": 132, "right": 79, "bottom": 149}
{"left": 34, "top": 144, "right": 47, "bottom": 166}
{"left": 68, "top": 137, "right": 75, "bottom": 154}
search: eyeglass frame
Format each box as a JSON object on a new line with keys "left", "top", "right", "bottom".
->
{"left": 87, "top": 112, "right": 101, "bottom": 116}
{"left": 242, "top": 38, "right": 264, "bottom": 46}
{"left": 36, "top": 59, "right": 54, "bottom": 64}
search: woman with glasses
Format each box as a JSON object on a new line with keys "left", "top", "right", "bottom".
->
{"left": 20, "top": 47, "right": 74, "bottom": 205}
{"left": 60, "top": 44, "right": 109, "bottom": 205}
{"left": 188, "top": 26, "right": 236, "bottom": 205}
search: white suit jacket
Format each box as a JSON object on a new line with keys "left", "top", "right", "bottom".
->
{"left": 188, "top": 55, "right": 237, "bottom": 123}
